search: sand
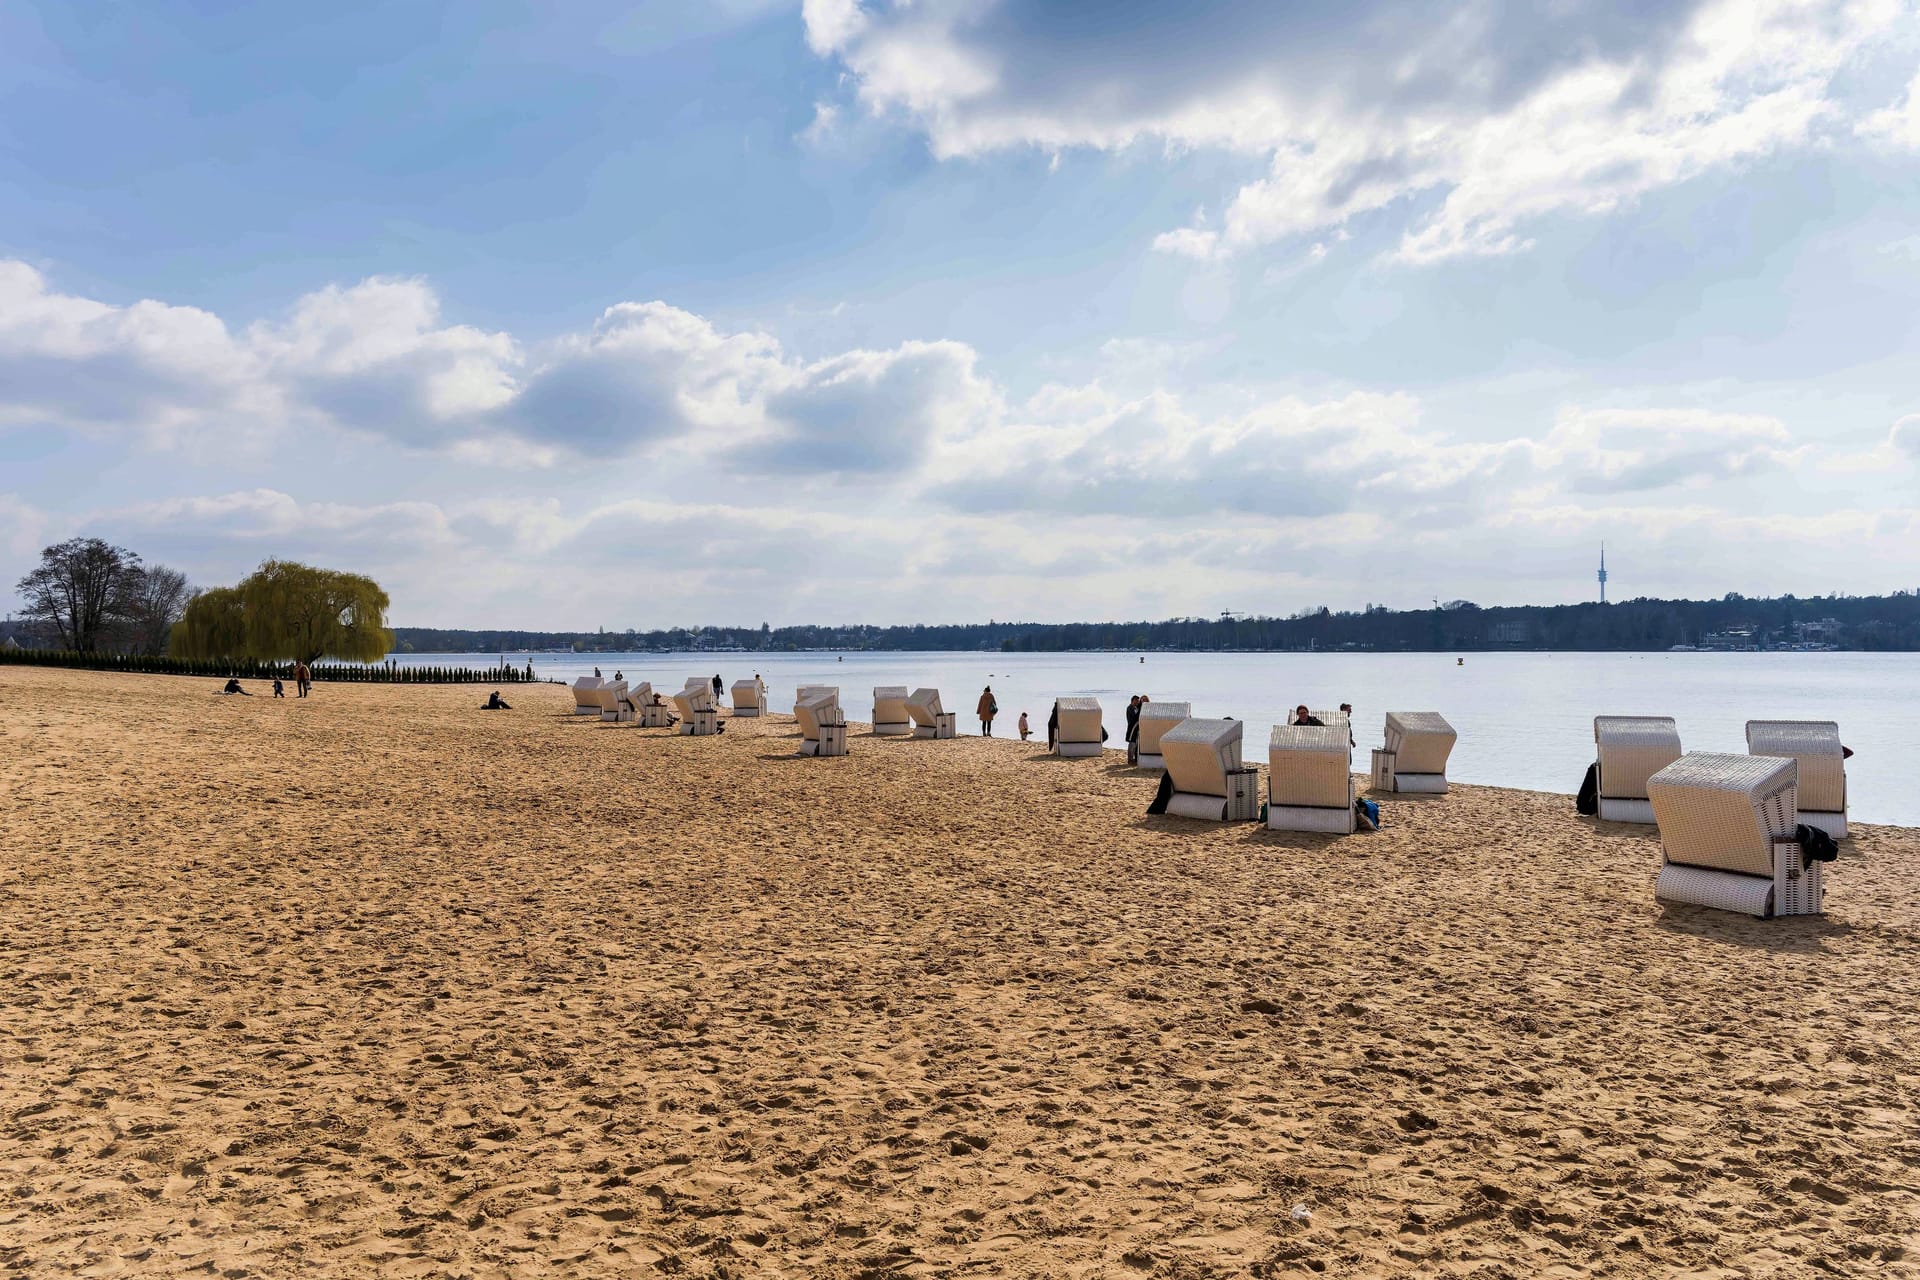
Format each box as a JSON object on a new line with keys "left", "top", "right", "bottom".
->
{"left": 1, "top": 665, "right": 1916, "bottom": 1279}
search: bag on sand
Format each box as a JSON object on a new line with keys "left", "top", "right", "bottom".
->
{"left": 1795, "top": 823, "right": 1839, "bottom": 867}
{"left": 1576, "top": 762, "right": 1600, "bottom": 816}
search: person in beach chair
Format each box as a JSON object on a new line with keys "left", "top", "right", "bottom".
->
{"left": 1292, "top": 704, "right": 1324, "bottom": 727}
{"left": 482, "top": 690, "right": 512, "bottom": 710}
{"left": 220, "top": 678, "right": 252, "bottom": 696}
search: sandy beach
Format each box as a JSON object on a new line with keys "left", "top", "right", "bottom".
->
{"left": 1, "top": 666, "right": 1916, "bottom": 1278}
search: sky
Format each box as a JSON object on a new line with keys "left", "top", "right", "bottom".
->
{"left": 2, "top": 0, "right": 1918, "bottom": 630}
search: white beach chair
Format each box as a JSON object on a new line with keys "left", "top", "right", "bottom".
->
{"left": 1053, "top": 697, "right": 1106, "bottom": 757}
{"left": 1593, "top": 715, "right": 1682, "bottom": 823}
{"left": 672, "top": 684, "right": 718, "bottom": 736}
{"left": 628, "top": 681, "right": 674, "bottom": 728}
{"left": 1269, "top": 722, "right": 1356, "bottom": 833}
{"left": 1650, "top": 752, "right": 1821, "bottom": 918}
{"left": 905, "top": 688, "right": 956, "bottom": 739}
{"left": 730, "top": 679, "right": 766, "bottom": 717}
{"left": 570, "top": 676, "right": 603, "bottom": 715}
{"left": 1373, "top": 712, "right": 1455, "bottom": 794}
{"left": 599, "top": 679, "right": 629, "bottom": 722}
{"left": 872, "top": 686, "right": 913, "bottom": 735}
{"left": 1746, "top": 720, "right": 1847, "bottom": 838}
{"left": 1153, "top": 718, "right": 1259, "bottom": 821}
{"left": 1135, "top": 701, "right": 1190, "bottom": 770}
{"left": 796, "top": 689, "right": 847, "bottom": 757}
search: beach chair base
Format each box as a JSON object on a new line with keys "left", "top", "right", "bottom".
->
{"left": 1056, "top": 742, "right": 1102, "bottom": 757}
{"left": 1597, "top": 796, "right": 1656, "bottom": 824}
{"left": 1798, "top": 810, "right": 1847, "bottom": 839}
{"left": 635, "top": 705, "right": 670, "bottom": 728}
{"left": 1164, "top": 792, "right": 1230, "bottom": 821}
{"left": 1136, "top": 752, "right": 1164, "bottom": 771}
{"left": 573, "top": 706, "right": 599, "bottom": 716}
{"left": 679, "top": 710, "right": 718, "bottom": 736}
{"left": 803, "top": 723, "right": 847, "bottom": 757}
{"left": 606, "top": 708, "right": 635, "bottom": 723}
{"left": 912, "top": 713, "right": 958, "bottom": 739}
{"left": 1267, "top": 803, "right": 1357, "bottom": 833}
{"left": 1226, "top": 767, "right": 1261, "bottom": 821}
{"left": 1370, "top": 749, "right": 1396, "bottom": 792}
{"left": 1392, "top": 773, "right": 1448, "bottom": 794}
{"left": 873, "top": 721, "right": 911, "bottom": 735}
{"left": 732, "top": 706, "right": 761, "bottom": 718}
{"left": 1658, "top": 839, "right": 1823, "bottom": 917}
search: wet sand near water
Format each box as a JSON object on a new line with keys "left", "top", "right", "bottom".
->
{"left": 1, "top": 666, "right": 1917, "bottom": 1278}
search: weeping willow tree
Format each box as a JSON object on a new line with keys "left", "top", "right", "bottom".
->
{"left": 170, "top": 561, "right": 393, "bottom": 664}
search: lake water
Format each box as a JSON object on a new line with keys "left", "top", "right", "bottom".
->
{"left": 392, "top": 649, "right": 1919, "bottom": 826}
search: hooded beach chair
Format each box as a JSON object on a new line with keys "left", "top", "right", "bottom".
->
{"left": 570, "top": 676, "right": 603, "bottom": 715}
{"left": 1373, "top": 712, "right": 1455, "bottom": 794}
{"left": 1134, "top": 701, "right": 1190, "bottom": 770}
{"left": 672, "top": 684, "right": 718, "bottom": 735}
{"left": 872, "top": 686, "right": 913, "bottom": 735}
{"left": 598, "top": 679, "right": 629, "bottom": 722}
{"left": 1149, "top": 718, "right": 1259, "bottom": 821}
{"left": 1269, "top": 722, "right": 1356, "bottom": 832}
{"left": 730, "top": 679, "right": 766, "bottom": 717}
{"left": 628, "top": 681, "right": 674, "bottom": 728}
{"left": 1593, "top": 716, "right": 1682, "bottom": 823}
{"left": 796, "top": 689, "right": 847, "bottom": 757}
{"left": 1053, "top": 697, "right": 1106, "bottom": 757}
{"left": 794, "top": 685, "right": 837, "bottom": 718}
{"left": 905, "top": 688, "right": 956, "bottom": 739}
{"left": 1746, "top": 720, "right": 1847, "bottom": 838}
{"left": 1650, "top": 752, "right": 1822, "bottom": 918}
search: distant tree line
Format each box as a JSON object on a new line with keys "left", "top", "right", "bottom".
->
{"left": 383, "top": 591, "right": 1920, "bottom": 655}
{"left": 0, "top": 648, "right": 538, "bottom": 683}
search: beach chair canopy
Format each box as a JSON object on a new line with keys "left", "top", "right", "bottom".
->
{"left": 1384, "top": 711, "right": 1455, "bottom": 775}
{"left": 1648, "top": 752, "right": 1796, "bottom": 879}
{"left": 1745, "top": 720, "right": 1845, "bottom": 814}
{"left": 1161, "top": 718, "right": 1244, "bottom": 797}
{"left": 1055, "top": 697, "right": 1104, "bottom": 743}
{"left": 1269, "top": 723, "right": 1352, "bottom": 808}
{"left": 1136, "top": 701, "right": 1191, "bottom": 755}
{"left": 872, "top": 686, "right": 912, "bottom": 722}
{"left": 905, "top": 688, "right": 945, "bottom": 725}
{"left": 1594, "top": 716, "right": 1682, "bottom": 800}
{"left": 796, "top": 689, "right": 843, "bottom": 739}
{"left": 673, "top": 685, "right": 714, "bottom": 715}
{"left": 730, "top": 679, "right": 763, "bottom": 709}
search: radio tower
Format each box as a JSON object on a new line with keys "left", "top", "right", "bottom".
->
{"left": 1597, "top": 544, "right": 1608, "bottom": 604}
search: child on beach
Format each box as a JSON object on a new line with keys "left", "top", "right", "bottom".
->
{"left": 272, "top": 679, "right": 285, "bottom": 698}
{"left": 1018, "top": 711, "right": 1030, "bottom": 741}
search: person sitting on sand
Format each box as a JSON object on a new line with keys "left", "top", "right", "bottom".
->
{"left": 221, "top": 678, "right": 251, "bottom": 696}
{"left": 1292, "top": 704, "right": 1323, "bottom": 727}
{"left": 1018, "top": 711, "right": 1030, "bottom": 741}
{"left": 482, "top": 691, "right": 511, "bottom": 710}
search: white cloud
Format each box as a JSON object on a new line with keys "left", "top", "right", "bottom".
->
{"left": 805, "top": 0, "right": 1912, "bottom": 264}
{"left": 1858, "top": 67, "right": 1920, "bottom": 147}
{"left": 1891, "top": 413, "right": 1920, "bottom": 458}
{"left": 1538, "top": 408, "right": 1804, "bottom": 492}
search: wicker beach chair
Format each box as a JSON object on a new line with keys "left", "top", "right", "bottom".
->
{"left": 570, "top": 676, "right": 603, "bottom": 715}
{"left": 672, "top": 684, "right": 718, "bottom": 736}
{"left": 1650, "top": 752, "right": 1821, "bottom": 917}
{"left": 794, "top": 685, "right": 838, "bottom": 718}
{"left": 1373, "top": 712, "right": 1456, "bottom": 794}
{"left": 730, "top": 679, "right": 766, "bottom": 717}
{"left": 906, "top": 688, "right": 956, "bottom": 739}
{"left": 1269, "top": 722, "right": 1356, "bottom": 832}
{"left": 1593, "top": 716, "right": 1682, "bottom": 823}
{"left": 1153, "top": 718, "right": 1259, "bottom": 821}
{"left": 872, "top": 686, "right": 913, "bottom": 735}
{"left": 796, "top": 689, "right": 847, "bottom": 757}
{"left": 1053, "top": 697, "right": 1106, "bottom": 757}
{"left": 1746, "top": 720, "right": 1847, "bottom": 838}
{"left": 598, "top": 679, "right": 629, "bottom": 722}
{"left": 1135, "top": 701, "right": 1191, "bottom": 770}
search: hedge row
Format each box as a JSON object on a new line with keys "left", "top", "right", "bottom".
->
{"left": 0, "top": 648, "right": 542, "bottom": 684}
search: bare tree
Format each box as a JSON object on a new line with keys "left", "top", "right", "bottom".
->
{"left": 14, "top": 538, "right": 143, "bottom": 652}
{"left": 124, "top": 565, "right": 195, "bottom": 655}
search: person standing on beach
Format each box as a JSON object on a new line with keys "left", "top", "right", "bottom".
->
{"left": 1018, "top": 711, "right": 1030, "bottom": 741}
{"left": 1125, "top": 695, "right": 1143, "bottom": 764}
{"left": 1046, "top": 700, "right": 1059, "bottom": 751}
{"left": 294, "top": 661, "right": 311, "bottom": 698}
{"left": 977, "top": 686, "right": 997, "bottom": 736}
{"left": 712, "top": 674, "right": 724, "bottom": 704}
{"left": 1339, "top": 702, "right": 1356, "bottom": 748}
